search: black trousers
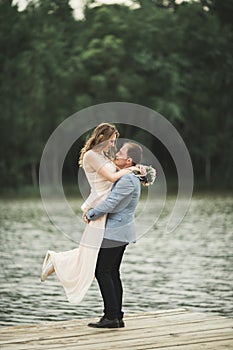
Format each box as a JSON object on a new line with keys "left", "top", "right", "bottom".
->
{"left": 95, "top": 239, "right": 127, "bottom": 320}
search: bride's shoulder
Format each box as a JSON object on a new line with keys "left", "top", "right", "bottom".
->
{"left": 84, "top": 149, "right": 99, "bottom": 159}
{"left": 83, "top": 150, "right": 104, "bottom": 166}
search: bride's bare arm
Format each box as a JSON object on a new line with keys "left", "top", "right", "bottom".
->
{"left": 98, "top": 166, "right": 132, "bottom": 183}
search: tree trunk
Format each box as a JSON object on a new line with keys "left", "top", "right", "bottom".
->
{"left": 205, "top": 154, "right": 211, "bottom": 186}
{"left": 31, "top": 163, "right": 38, "bottom": 187}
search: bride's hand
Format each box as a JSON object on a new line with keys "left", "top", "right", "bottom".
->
{"left": 82, "top": 210, "right": 90, "bottom": 224}
{"left": 136, "top": 164, "right": 147, "bottom": 176}
{"left": 128, "top": 165, "right": 146, "bottom": 175}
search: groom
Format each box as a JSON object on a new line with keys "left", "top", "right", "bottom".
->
{"left": 84, "top": 142, "right": 143, "bottom": 328}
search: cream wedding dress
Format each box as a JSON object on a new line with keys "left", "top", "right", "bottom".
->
{"left": 48, "top": 150, "right": 116, "bottom": 304}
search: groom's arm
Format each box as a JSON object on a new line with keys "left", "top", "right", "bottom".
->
{"left": 86, "top": 174, "right": 134, "bottom": 221}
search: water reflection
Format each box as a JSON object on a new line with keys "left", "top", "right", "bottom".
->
{"left": 0, "top": 196, "right": 232, "bottom": 326}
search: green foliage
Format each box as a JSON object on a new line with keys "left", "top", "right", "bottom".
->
{"left": 0, "top": 0, "right": 232, "bottom": 192}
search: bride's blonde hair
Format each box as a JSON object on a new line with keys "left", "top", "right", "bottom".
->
{"left": 79, "top": 123, "right": 119, "bottom": 167}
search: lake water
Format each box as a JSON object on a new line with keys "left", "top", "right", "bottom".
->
{"left": 0, "top": 195, "right": 232, "bottom": 326}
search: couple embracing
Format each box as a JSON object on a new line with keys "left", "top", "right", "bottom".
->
{"left": 41, "top": 122, "right": 155, "bottom": 328}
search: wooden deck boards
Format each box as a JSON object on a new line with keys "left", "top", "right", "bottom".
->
{"left": 0, "top": 309, "right": 232, "bottom": 349}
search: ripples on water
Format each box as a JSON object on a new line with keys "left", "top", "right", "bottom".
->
{"left": 0, "top": 195, "right": 232, "bottom": 326}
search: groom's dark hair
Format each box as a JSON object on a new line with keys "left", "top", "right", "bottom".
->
{"left": 125, "top": 142, "right": 142, "bottom": 165}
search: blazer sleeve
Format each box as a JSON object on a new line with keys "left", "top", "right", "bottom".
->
{"left": 86, "top": 175, "right": 134, "bottom": 220}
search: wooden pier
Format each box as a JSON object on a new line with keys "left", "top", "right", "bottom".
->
{"left": 0, "top": 309, "right": 233, "bottom": 349}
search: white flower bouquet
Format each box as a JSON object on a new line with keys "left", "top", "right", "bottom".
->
{"left": 133, "top": 165, "right": 157, "bottom": 186}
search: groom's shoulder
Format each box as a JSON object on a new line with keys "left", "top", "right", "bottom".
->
{"left": 116, "top": 173, "right": 139, "bottom": 186}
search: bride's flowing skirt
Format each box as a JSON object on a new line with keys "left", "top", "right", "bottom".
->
{"left": 49, "top": 215, "right": 106, "bottom": 304}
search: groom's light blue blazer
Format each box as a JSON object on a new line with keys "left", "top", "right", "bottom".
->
{"left": 86, "top": 174, "right": 141, "bottom": 243}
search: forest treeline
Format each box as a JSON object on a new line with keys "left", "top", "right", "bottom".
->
{"left": 0, "top": 0, "right": 233, "bottom": 192}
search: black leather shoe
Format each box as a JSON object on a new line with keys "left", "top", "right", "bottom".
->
{"left": 88, "top": 317, "right": 120, "bottom": 328}
{"left": 119, "top": 319, "right": 125, "bottom": 328}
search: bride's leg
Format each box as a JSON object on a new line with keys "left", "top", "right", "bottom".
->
{"left": 47, "top": 265, "right": 55, "bottom": 276}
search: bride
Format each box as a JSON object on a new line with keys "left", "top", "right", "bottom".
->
{"left": 40, "top": 123, "right": 134, "bottom": 304}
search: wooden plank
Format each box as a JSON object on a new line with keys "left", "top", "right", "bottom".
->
{"left": 0, "top": 309, "right": 190, "bottom": 340}
{"left": 155, "top": 339, "right": 233, "bottom": 350}
{"left": 0, "top": 309, "right": 218, "bottom": 337}
{"left": 2, "top": 333, "right": 233, "bottom": 350}
{"left": 0, "top": 308, "right": 188, "bottom": 333}
{"left": 6, "top": 327, "right": 233, "bottom": 350}
{"left": 2, "top": 316, "right": 231, "bottom": 345}
{"left": 0, "top": 312, "right": 230, "bottom": 344}
{"left": 0, "top": 310, "right": 232, "bottom": 350}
